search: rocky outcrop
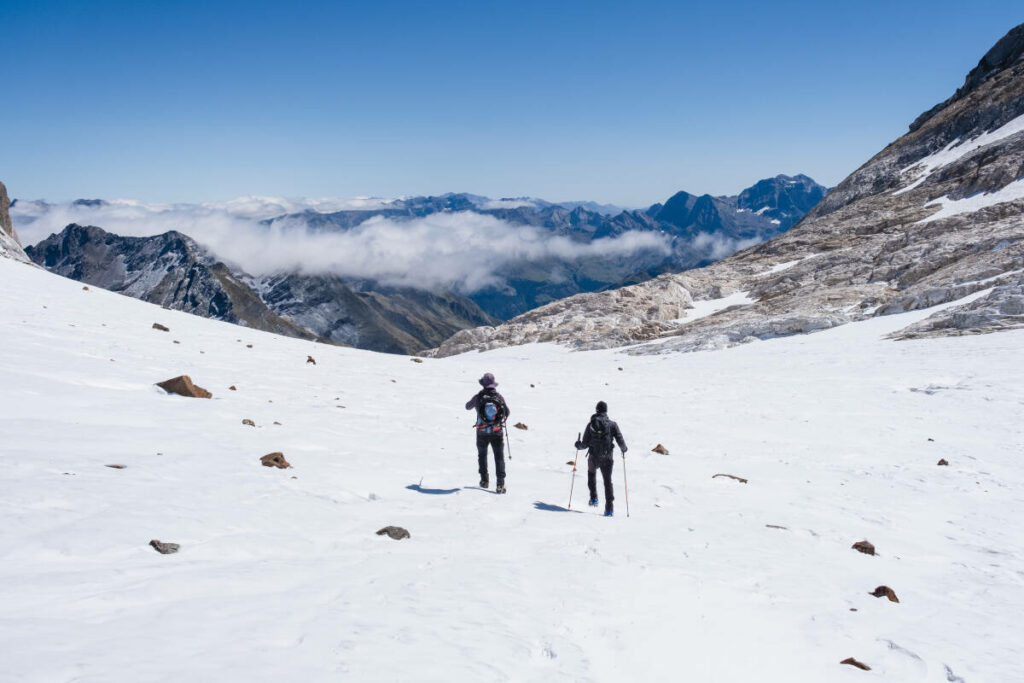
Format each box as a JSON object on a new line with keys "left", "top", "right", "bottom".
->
{"left": 27, "top": 225, "right": 319, "bottom": 340}
{"left": 157, "top": 375, "right": 212, "bottom": 399}
{"left": 430, "top": 23, "right": 1024, "bottom": 357}
{"left": 27, "top": 223, "right": 496, "bottom": 355}
{"left": 376, "top": 526, "right": 411, "bottom": 540}
{"left": 260, "top": 452, "right": 291, "bottom": 468}
{"left": 0, "top": 181, "right": 29, "bottom": 262}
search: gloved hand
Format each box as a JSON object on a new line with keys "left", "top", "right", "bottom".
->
{"left": 574, "top": 440, "right": 583, "bottom": 450}
{"left": 621, "top": 447, "right": 628, "bottom": 457}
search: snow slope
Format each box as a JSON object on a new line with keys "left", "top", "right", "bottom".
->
{"left": 1, "top": 256, "right": 1023, "bottom": 682}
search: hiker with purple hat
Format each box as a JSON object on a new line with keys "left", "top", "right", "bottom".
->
{"left": 465, "top": 372, "right": 510, "bottom": 493}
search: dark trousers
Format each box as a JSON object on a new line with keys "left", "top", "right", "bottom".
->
{"left": 588, "top": 454, "right": 614, "bottom": 511}
{"left": 476, "top": 431, "right": 506, "bottom": 484}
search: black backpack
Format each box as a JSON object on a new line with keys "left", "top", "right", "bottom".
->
{"left": 588, "top": 414, "right": 614, "bottom": 456}
{"left": 476, "top": 393, "right": 504, "bottom": 432}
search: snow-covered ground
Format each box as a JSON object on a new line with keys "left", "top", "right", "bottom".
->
{"left": 1, "top": 256, "right": 1023, "bottom": 682}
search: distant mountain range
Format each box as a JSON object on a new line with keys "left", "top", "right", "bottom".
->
{"left": 20, "top": 174, "right": 828, "bottom": 353}
{"left": 432, "top": 23, "right": 1024, "bottom": 356}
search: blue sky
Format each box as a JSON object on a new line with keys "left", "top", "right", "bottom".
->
{"left": 2, "top": 1, "right": 1022, "bottom": 206}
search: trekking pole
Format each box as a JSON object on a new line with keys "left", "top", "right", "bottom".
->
{"left": 503, "top": 421, "right": 512, "bottom": 461}
{"left": 622, "top": 451, "right": 630, "bottom": 518}
{"left": 568, "top": 433, "right": 581, "bottom": 509}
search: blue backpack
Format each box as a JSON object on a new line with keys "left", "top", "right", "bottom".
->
{"left": 476, "top": 394, "right": 504, "bottom": 433}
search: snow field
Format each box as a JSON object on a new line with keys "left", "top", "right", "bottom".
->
{"left": 1, "top": 256, "right": 1023, "bottom": 681}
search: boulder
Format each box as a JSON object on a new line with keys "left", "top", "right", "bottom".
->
{"left": 840, "top": 657, "right": 870, "bottom": 671}
{"left": 156, "top": 375, "right": 212, "bottom": 399}
{"left": 852, "top": 540, "right": 876, "bottom": 556}
{"left": 869, "top": 585, "right": 900, "bottom": 603}
{"left": 260, "top": 452, "right": 290, "bottom": 469}
{"left": 652, "top": 444, "right": 669, "bottom": 455}
{"left": 149, "top": 539, "right": 180, "bottom": 554}
{"left": 229, "top": 385, "right": 237, "bottom": 391}
{"left": 410, "top": 357, "right": 423, "bottom": 363}
{"left": 242, "top": 419, "right": 255, "bottom": 427}
{"left": 376, "top": 526, "right": 411, "bottom": 540}
{"left": 307, "top": 355, "right": 316, "bottom": 365}
{"left": 514, "top": 422, "right": 528, "bottom": 430}
{"left": 152, "top": 323, "right": 169, "bottom": 332}
{"left": 938, "top": 458, "right": 949, "bottom": 466}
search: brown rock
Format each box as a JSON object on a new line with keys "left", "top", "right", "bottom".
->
{"left": 242, "top": 419, "right": 255, "bottom": 427}
{"left": 514, "top": 422, "right": 528, "bottom": 430}
{"left": 157, "top": 375, "right": 212, "bottom": 399}
{"left": 273, "top": 421, "right": 282, "bottom": 425}
{"left": 852, "top": 540, "right": 875, "bottom": 556}
{"left": 840, "top": 657, "right": 870, "bottom": 671}
{"left": 152, "top": 323, "right": 169, "bottom": 332}
{"left": 307, "top": 355, "right": 317, "bottom": 365}
{"left": 229, "top": 385, "right": 237, "bottom": 391}
{"left": 82, "top": 286, "right": 89, "bottom": 291}
{"left": 172, "top": 340, "right": 180, "bottom": 344}
{"left": 937, "top": 458, "right": 949, "bottom": 466}
{"left": 869, "top": 585, "right": 900, "bottom": 602}
{"left": 410, "top": 357, "right": 423, "bottom": 363}
{"left": 105, "top": 464, "right": 126, "bottom": 469}
{"left": 376, "top": 526, "right": 411, "bottom": 540}
{"left": 246, "top": 344, "right": 253, "bottom": 348}
{"left": 149, "top": 539, "right": 180, "bottom": 555}
{"left": 652, "top": 444, "right": 669, "bottom": 455}
{"left": 260, "top": 452, "right": 291, "bottom": 469}
{"left": 566, "top": 461, "right": 576, "bottom": 466}
{"left": 713, "top": 473, "right": 748, "bottom": 484}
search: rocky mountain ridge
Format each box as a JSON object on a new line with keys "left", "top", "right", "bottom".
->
{"left": 26, "top": 225, "right": 496, "bottom": 354}
{"left": 0, "top": 181, "right": 29, "bottom": 262}
{"left": 260, "top": 175, "right": 828, "bottom": 319}
{"left": 431, "top": 23, "right": 1024, "bottom": 357}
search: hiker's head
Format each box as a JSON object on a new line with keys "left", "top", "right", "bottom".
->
{"left": 479, "top": 372, "right": 498, "bottom": 389}
{"left": 596, "top": 401, "right": 607, "bottom": 414}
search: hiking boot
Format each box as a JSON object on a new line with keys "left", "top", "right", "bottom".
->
{"left": 496, "top": 484, "right": 506, "bottom": 494}
{"left": 604, "top": 510, "right": 614, "bottom": 517}
{"left": 588, "top": 498, "right": 599, "bottom": 507}
{"left": 479, "top": 478, "right": 489, "bottom": 488}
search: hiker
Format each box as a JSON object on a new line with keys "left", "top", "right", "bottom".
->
{"left": 575, "top": 401, "right": 627, "bottom": 517}
{"left": 465, "top": 372, "right": 510, "bottom": 493}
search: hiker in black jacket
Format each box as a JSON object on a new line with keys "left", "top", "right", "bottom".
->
{"left": 575, "top": 401, "right": 627, "bottom": 516}
{"left": 465, "top": 372, "right": 510, "bottom": 493}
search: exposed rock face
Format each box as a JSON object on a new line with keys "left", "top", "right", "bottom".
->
{"left": 256, "top": 272, "right": 496, "bottom": 355}
{"left": 26, "top": 224, "right": 495, "bottom": 355}
{"left": 869, "top": 585, "right": 900, "bottom": 602}
{"left": 260, "top": 452, "right": 291, "bottom": 468}
{"left": 27, "top": 225, "right": 318, "bottom": 340}
{"left": 430, "top": 23, "right": 1024, "bottom": 357}
{"left": 149, "top": 539, "right": 180, "bottom": 554}
{"left": 376, "top": 526, "right": 411, "bottom": 540}
{"left": 852, "top": 540, "right": 876, "bottom": 556}
{"left": 265, "top": 177, "right": 827, "bottom": 320}
{"left": 157, "top": 375, "right": 212, "bottom": 399}
{"left": 0, "top": 181, "right": 29, "bottom": 262}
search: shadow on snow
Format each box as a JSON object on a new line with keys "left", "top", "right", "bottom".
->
{"left": 533, "top": 501, "right": 582, "bottom": 513}
{"left": 406, "top": 484, "right": 461, "bottom": 495}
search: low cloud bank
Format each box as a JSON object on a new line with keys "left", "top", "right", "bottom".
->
{"left": 13, "top": 197, "right": 672, "bottom": 293}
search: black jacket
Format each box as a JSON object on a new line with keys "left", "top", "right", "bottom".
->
{"left": 577, "top": 412, "right": 627, "bottom": 457}
{"left": 466, "top": 388, "right": 510, "bottom": 432}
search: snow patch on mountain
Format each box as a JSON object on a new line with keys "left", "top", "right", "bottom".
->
{"left": 920, "top": 177, "right": 1024, "bottom": 223}
{"left": 894, "top": 112, "right": 1024, "bottom": 196}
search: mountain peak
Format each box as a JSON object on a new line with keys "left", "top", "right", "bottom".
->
{"left": 909, "top": 22, "right": 1024, "bottom": 132}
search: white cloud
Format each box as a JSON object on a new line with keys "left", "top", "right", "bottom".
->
{"left": 13, "top": 197, "right": 672, "bottom": 293}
